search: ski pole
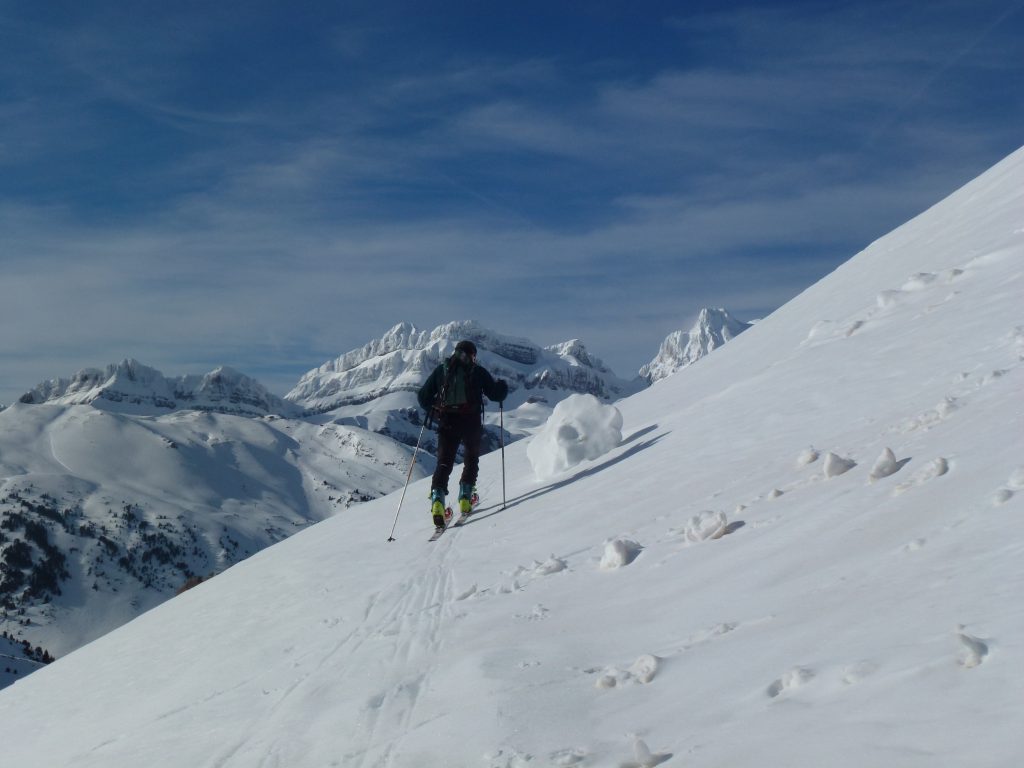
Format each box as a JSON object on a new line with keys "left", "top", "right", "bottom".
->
{"left": 500, "top": 401, "right": 506, "bottom": 510}
{"left": 387, "top": 419, "right": 427, "bottom": 542}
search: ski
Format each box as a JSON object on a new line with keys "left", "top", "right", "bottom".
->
{"left": 427, "top": 492, "right": 480, "bottom": 540}
{"left": 428, "top": 507, "right": 455, "bottom": 541}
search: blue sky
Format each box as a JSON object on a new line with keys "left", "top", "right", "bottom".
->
{"left": 2, "top": 0, "right": 1022, "bottom": 404}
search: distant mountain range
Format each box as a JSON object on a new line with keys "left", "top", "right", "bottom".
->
{"left": 19, "top": 359, "right": 299, "bottom": 417}
{"left": 0, "top": 311, "right": 749, "bottom": 687}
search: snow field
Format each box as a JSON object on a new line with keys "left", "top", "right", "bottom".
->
{"left": 2, "top": 147, "right": 1024, "bottom": 766}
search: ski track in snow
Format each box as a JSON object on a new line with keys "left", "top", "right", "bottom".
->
{"left": 205, "top": 546, "right": 461, "bottom": 768}
{"left": 346, "top": 548, "right": 458, "bottom": 768}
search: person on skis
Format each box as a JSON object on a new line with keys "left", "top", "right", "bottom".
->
{"left": 417, "top": 340, "right": 508, "bottom": 530}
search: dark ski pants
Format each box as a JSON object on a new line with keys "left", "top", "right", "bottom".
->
{"left": 431, "top": 411, "right": 482, "bottom": 496}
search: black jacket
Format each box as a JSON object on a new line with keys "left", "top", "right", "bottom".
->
{"left": 417, "top": 358, "right": 508, "bottom": 413}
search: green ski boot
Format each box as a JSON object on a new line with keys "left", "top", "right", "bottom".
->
{"left": 430, "top": 489, "right": 448, "bottom": 529}
{"left": 458, "top": 483, "right": 477, "bottom": 515}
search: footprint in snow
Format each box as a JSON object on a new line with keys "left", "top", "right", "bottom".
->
{"left": 533, "top": 555, "right": 569, "bottom": 576}
{"left": 766, "top": 667, "right": 815, "bottom": 698}
{"left": 893, "top": 457, "right": 949, "bottom": 496}
{"left": 549, "top": 747, "right": 587, "bottom": 766}
{"left": 842, "top": 661, "right": 879, "bottom": 684}
{"left": 990, "top": 489, "right": 1014, "bottom": 506}
{"left": 993, "top": 466, "right": 1024, "bottom": 506}
{"left": 893, "top": 397, "right": 958, "bottom": 434}
{"left": 844, "top": 319, "right": 866, "bottom": 337}
{"left": 594, "top": 654, "right": 661, "bottom": 689}
{"left": 981, "top": 369, "right": 1011, "bottom": 387}
{"left": 956, "top": 626, "right": 990, "bottom": 668}
{"left": 1011, "top": 326, "right": 1024, "bottom": 360}
{"left": 515, "top": 604, "right": 550, "bottom": 622}
{"left": 455, "top": 584, "right": 478, "bottom": 601}
{"left": 485, "top": 747, "right": 534, "bottom": 768}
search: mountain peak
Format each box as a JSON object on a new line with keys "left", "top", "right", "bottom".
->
{"left": 640, "top": 307, "right": 752, "bottom": 382}
{"left": 287, "top": 321, "right": 638, "bottom": 415}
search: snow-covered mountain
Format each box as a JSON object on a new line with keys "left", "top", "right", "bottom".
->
{"left": 287, "top": 320, "right": 644, "bottom": 444}
{"left": 0, "top": 403, "right": 425, "bottom": 677}
{"left": 19, "top": 359, "right": 300, "bottom": 417}
{"left": 3, "top": 146, "right": 1021, "bottom": 767}
{"left": 1, "top": 631, "right": 48, "bottom": 690}
{"left": 0, "top": 332, "right": 640, "bottom": 679}
{"left": 640, "top": 307, "right": 753, "bottom": 382}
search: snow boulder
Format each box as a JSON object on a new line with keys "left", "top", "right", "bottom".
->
{"left": 600, "top": 537, "right": 643, "bottom": 569}
{"left": 824, "top": 452, "right": 857, "bottom": 478}
{"left": 675, "top": 510, "right": 728, "bottom": 543}
{"left": 527, "top": 394, "right": 623, "bottom": 480}
{"left": 869, "top": 447, "right": 902, "bottom": 481}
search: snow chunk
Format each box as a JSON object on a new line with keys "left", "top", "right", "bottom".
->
{"left": 675, "top": 511, "right": 728, "bottom": 543}
{"left": 823, "top": 452, "right": 857, "bottom": 478}
{"left": 630, "top": 737, "right": 672, "bottom": 768}
{"left": 868, "top": 447, "right": 902, "bottom": 481}
{"left": 796, "top": 447, "right": 820, "bottom": 467}
{"left": 527, "top": 394, "right": 623, "bottom": 480}
{"left": 532, "top": 556, "right": 568, "bottom": 576}
{"left": 629, "top": 654, "right": 660, "bottom": 684}
{"left": 600, "top": 538, "right": 643, "bottom": 569}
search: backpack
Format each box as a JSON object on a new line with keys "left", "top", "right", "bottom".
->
{"left": 438, "top": 353, "right": 475, "bottom": 410}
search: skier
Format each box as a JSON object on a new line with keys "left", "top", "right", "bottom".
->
{"left": 418, "top": 340, "right": 508, "bottom": 530}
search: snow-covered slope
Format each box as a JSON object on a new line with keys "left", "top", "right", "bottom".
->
{"left": 20, "top": 359, "right": 300, "bottom": 417}
{"left": 0, "top": 405, "right": 424, "bottom": 670}
{"left": 2, "top": 146, "right": 1023, "bottom": 767}
{"left": 287, "top": 321, "right": 643, "bottom": 444}
{"left": 0, "top": 632, "right": 49, "bottom": 690}
{"left": 640, "top": 307, "right": 753, "bottom": 382}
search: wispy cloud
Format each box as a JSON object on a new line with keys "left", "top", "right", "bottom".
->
{"left": 0, "top": 2, "right": 1021, "bottom": 403}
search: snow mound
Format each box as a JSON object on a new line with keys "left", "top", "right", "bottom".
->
{"left": 675, "top": 511, "right": 729, "bottom": 543}
{"left": 823, "top": 451, "right": 857, "bottom": 478}
{"left": 527, "top": 394, "right": 623, "bottom": 480}
{"left": 868, "top": 447, "right": 903, "bottom": 481}
{"left": 599, "top": 538, "right": 643, "bottom": 569}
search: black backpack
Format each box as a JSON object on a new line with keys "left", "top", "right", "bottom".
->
{"left": 437, "top": 351, "right": 476, "bottom": 410}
